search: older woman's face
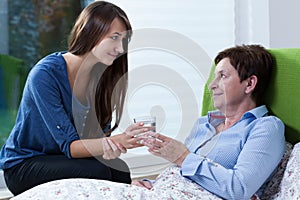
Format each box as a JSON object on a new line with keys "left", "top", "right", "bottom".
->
{"left": 91, "top": 18, "right": 127, "bottom": 66}
{"left": 209, "top": 58, "right": 248, "bottom": 112}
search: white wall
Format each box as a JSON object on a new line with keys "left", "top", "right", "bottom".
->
{"left": 235, "top": 0, "right": 300, "bottom": 48}
{"left": 269, "top": 0, "right": 300, "bottom": 48}
{"left": 234, "top": 0, "right": 270, "bottom": 47}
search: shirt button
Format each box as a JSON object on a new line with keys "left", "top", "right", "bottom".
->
{"left": 57, "top": 125, "right": 61, "bottom": 129}
{"left": 86, "top": 110, "right": 89, "bottom": 114}
{"left": 84, "top": 116, "right": 87, "bottom": 119}
{"left": 82, "top": 123, "right": 85, "bottom": 127}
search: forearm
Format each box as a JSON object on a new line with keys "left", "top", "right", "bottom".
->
{"left": 70, "top": 138, "right": 104, "bottom": 158}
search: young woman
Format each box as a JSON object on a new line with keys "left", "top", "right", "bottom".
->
{"left": 0, "top": 1, "right": 147, "bottom": 195}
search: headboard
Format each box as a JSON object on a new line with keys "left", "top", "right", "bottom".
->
{"left": 201, "top": 48, "right": 300, "bottom": 144}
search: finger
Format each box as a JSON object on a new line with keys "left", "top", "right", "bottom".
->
{"left": 120, "top": 134, "right": 144, "bottom": 149}
{"left": 107, "top": 139, "right": 118, "bottom": 152}
{"left": 131, "top": 180, "right": 144, "bottom": 188}
{"left": 142, "top": 181, "right": 153, "bottom": 189}
{"left": 108, "top": 140, "right": 122, "bottom": 158}
{"left": 126, "top": 122, "right": 145, "bottom": 132}
{"left": 129, "top": 137, "right": 147, "bottom": 146}
{"left": 144, "top": 140, "right": 161, "bottom": 151}
{"left": 154, "top": 133, "right": 170, "bottom": 141}
{"left": 147, "top": 137, "right": 164, "bottom": 148}
{"left": 127, "top": 142, "right": 144, "bottom": 149}
{"left": 140, "top": 138, "right": 156, "bottom": 147}
{"left": 116, "top": 143, "right": 127, "bottom": 153}
{"left": 131, "top": 180, "right": 139, "bottom": 186}
{"left": 104, "top": 138, "right": 118, "bottom": 159}
{"left": 129, "top": 128, "right": 151, "bottom": 137}
{"left": 132, "top": 180, "right": 152, "bottom": 189}
{"left": 102, "top": 138, "right": 110, "bottom": 151}
{"left": 148, "top": 148, "right": 161, "bottom": 157}
{"left": 144, "top": 132, "right": 156, "bottom": 138}
{"left": 102, "top": 138, "right": 112, "bottom": 159}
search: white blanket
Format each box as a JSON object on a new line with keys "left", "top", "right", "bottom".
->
{"left": 12, "top": 165, "right": 222, "bottom": 200}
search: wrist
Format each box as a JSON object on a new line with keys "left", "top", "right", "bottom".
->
{"left": 175, "top": 150, "right": 189, "bottom": 167}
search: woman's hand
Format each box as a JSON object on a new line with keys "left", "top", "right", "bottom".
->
{"left": 142, "top": 133, "right": 190, "bottom": 166}
{"left": 110, "top": 122, "right": 150, "bottom": 149}
{"left": 102, "top": 137, "right": 126, "bottom": 160}
{"left": 131, "top": 180, "right": 153, "bottom": 190}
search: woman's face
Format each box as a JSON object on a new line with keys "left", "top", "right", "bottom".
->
{"left": 209, "top": 58, "right": 249, "bottom": 113}
{"left": 92, "top": 18, "right": 127, "bottom": 66}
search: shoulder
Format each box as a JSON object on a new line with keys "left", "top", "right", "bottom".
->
{"left": 254, "top": 115, "right": 284, "bottom": 130}
{"left": 28, "top": 52, "right": 67, "bottom": 80}
{"left": 247, "top": 105, "right": 284, "bottom": 131}
{"left": 30, "top": 52, "right": 66, "bottom": 73}
{"left": 247, "top": 115, "right": 285, "bottom": 142}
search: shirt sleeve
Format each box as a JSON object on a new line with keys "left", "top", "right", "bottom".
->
{"left": 28, "top": 67, "right": 80, "bottom": 158}
{"left": 181, "top": 117, "right": 285, "bottom": 200}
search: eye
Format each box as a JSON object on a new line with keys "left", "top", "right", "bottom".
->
{"left": 220, "top": 73, "right": 226, "bottom": 79}
{"left": 111, "top": 35, "right": 119, "bottom": 40}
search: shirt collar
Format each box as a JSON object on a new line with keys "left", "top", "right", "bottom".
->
{"left": 207, "top": 105, "right": 268, "bottom": 124}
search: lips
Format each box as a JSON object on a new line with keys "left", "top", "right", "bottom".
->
{"left": 108, "top": 53, "right": 118, "bottom": 58}
{"left": 212, "top": 93, "right": 223, "bottom": 98}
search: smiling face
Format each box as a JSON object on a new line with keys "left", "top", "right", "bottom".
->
{"left": 209, "top": 58, "right": 250, "bottom": 113}
{"left": 91, "top": 18, "right": 127, "bottom": 66}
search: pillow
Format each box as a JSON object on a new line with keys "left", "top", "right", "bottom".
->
{"left": 270, "top": 142, "right": 300, "bottom": 199}
{"left": 260, "top": 142, "right": 293, "bottom": 199}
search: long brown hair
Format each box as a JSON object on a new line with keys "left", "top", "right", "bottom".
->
{"left": 68, "top": 1, "right": 132, "bottom": 136}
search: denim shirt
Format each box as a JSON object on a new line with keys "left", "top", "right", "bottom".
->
{"left": 181, "top": 106, "right": 285, "bottom": 200}
{"left": 0, "top": 52, "right": 91, "bottom": 169}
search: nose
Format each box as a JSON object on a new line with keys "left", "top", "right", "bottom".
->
{"left": 115, "top": 40, "right": 124, "bottom": 54}
{"left": 208, "top": 77, "right": 217, "bottom": 91}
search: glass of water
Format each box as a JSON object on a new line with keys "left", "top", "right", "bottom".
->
{"left": 133, "top": 116, "right": 156, "bottom": 132}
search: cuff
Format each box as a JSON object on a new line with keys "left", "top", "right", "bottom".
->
{"left": 181, "top": 153, "right": 205, "bottom": 176}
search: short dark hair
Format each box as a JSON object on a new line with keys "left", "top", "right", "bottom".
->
{"left": 214, "top": 44, "right": 274, "bottom": 105}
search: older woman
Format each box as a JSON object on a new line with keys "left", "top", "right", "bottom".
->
{"left": 136, "top": 44, "right": 285, "bottom": 199}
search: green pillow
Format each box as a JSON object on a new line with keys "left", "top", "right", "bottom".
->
{"left": 201, "top": 48, "right": 300, "bottom": 144}
{"left": 0, "top": 54, "right": 27, "bottom": 110}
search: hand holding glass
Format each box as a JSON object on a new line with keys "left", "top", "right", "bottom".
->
{"left": 133, "top": 116, "right": 156, "bottom": 137}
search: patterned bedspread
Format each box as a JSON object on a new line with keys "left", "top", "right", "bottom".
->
{"left": 11, "top": 142, "right": 300, "bottom": 200}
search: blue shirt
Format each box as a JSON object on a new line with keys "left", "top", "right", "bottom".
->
{"left": 181, "top": 105, "right": 285, "bottom": 200}
{"left": 0, "top": 52, "right": 90, "bottom": 169}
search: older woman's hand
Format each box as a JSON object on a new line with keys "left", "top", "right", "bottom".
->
{"left": 142, "top": 133, "right": 190, "bottom": 166}
{"left": 131, "top": 180, "right": 153, "bottom": 190}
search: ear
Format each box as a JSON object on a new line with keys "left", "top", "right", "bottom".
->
{"left": 244, "top": 75, "right": 257, "bottom": 94}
